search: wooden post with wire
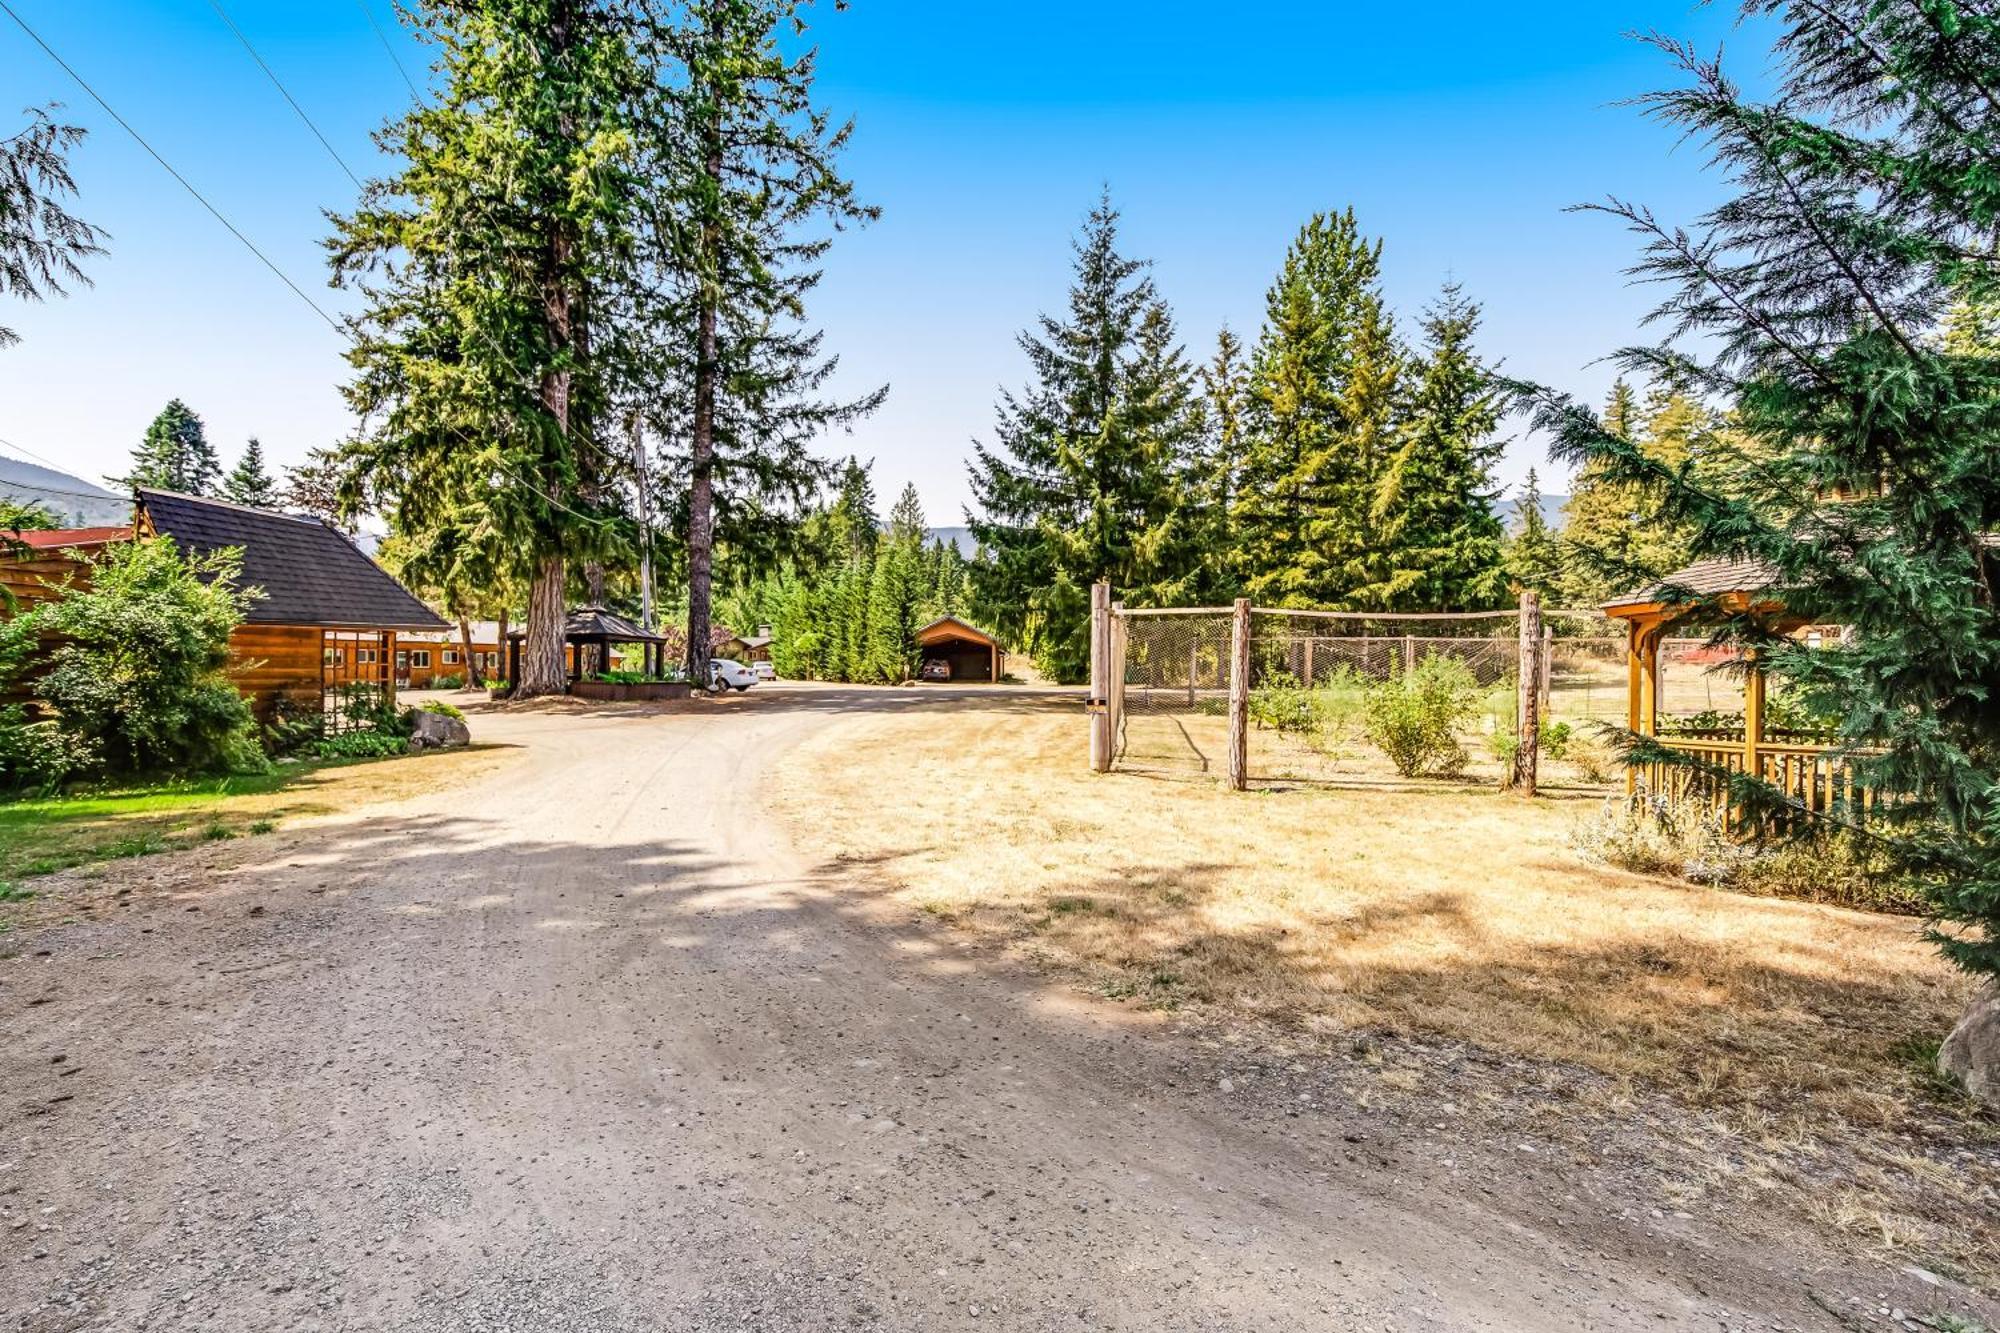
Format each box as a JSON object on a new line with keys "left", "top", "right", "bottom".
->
{"left": 1227, "top": 597, "right": 1251, "bottom": 791}
{"left": 1510, "top": 590, "right": 1542, "bottom": 795}
{"left": 1089, "top": 581, "right": 1112, "bottom": 773}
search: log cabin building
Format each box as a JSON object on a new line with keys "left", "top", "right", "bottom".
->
{"left": 3, "top": 489, "right": 448, "bottom": 721}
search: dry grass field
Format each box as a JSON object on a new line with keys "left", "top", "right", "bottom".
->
{"left": 780, "top": 693, "right": 1997, "bottom": 1284}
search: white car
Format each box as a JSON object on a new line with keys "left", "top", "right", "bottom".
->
{"left": 708, "top": 658, "right": 757, "bottom": 692}
{"left": 752, "top": 660, "right": 777, "bottom": 682}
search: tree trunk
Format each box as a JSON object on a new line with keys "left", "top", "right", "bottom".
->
{"left": 459, "top": 614, "right": 484, "bottom": 688}
{"left": 685, "top": 76, "right": 723, "bottom": 691}
{"left": 496, "top": 609, "right": 511, "bottom": 687}
{"left": 521, "top": 556, "right": 567, "bottom": 693}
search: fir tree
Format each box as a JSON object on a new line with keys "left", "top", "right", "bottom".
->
{"left": 122, "top": 399, "right": 220, "bottom": 495}
{"left": 1557, "top": 380, "right": 1703, "bottom": 605}
{"left": 222, "top": 438, "right": 278, "bottom": 508}
{"left": 864, "top": 484, "right": 929, "bottom": 681}
{"left": 0, "top": 105, "right": 105, "bottom": 349}
{"left": 1514, "top": 4, "right": 2000, "bottom": 983}
{"left": 967, "top": 195, "right": 1203, "bottom": 682}
{"left": 1193, "top": 326, "right": 1248, "bottom": 599}
{"left": 1364, "top": 282, "right": 1507, "bottom": 610}
{"left": 1231, "top": 209, "right": 1402, "bottom": 607}
{"left": 1504, "top": 468, "right": 1563, "bottom": 601}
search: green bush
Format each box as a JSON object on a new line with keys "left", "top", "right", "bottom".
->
{"left": 331, "top": 682, "right": 410, "bottom": 737}
{"left": 430, "top": 672, "right": 465, "bottom": 690}
{"left": 1248, "top": 672, "right": 1323, "bottom": 738}
{"left": 309, "top": 730, "right": 409, "bottom": 760}
{"left": 13, "top": 538, "right": 266, "bottom": 781}
{"left": 1363, "top": 655, "right": 1479, "bottom": 777}
{"left": 1539, "top": 719, "right": 1573, "bottom": 761}
{"left": 417, "top": 698, "right": 465, "bottom": 720}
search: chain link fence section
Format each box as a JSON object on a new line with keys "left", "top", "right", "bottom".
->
{"left": 1110, "top": 609, "right": 1237, "bottom": 776}
{"left": 1108, "top": 602, "right": 1623, "bottom": 786}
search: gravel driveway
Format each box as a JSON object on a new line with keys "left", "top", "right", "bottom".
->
{"left": 0, "top": 686, "right": 1974, "bottom": 1330}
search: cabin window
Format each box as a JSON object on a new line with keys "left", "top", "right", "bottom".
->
{"left": 356, "top": 648, "right": 377, "bottom": 664}
{"left": 442, "top": 650, "right": 460, "bottom": 665}
{"left": 409, "top": 650, "right": 432, "bottom": 669}
{"left": 395, "top": 651, "right": 410, "bottom": 670}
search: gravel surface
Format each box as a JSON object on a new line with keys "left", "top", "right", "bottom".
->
{"left": 2, "top": 684, "right": 1989, "bottom": 1331}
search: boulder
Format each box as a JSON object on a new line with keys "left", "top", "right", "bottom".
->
{"left": 1938, "top": 983, "right": 2000, "bottom": 1107}
{"left": 407, "top": 710, "right": 471, "bottom": 750}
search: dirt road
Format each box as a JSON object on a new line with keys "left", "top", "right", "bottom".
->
{"left": 0, "top": 687, "right": 1969, "bottom": 1330}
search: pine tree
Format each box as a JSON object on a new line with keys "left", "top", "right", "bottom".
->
{"left": 1505, "top": 468, "right": 1563, "bottom": 601}
{"left": 1514, "top": 5, "right": 2000, "bottom": 984}
{"left": 967, "top": 195, "right": 1203, "bottom": 681}
{"left": 628, "top": 0, "right": 882, "bottom": 691}
{"left": 122, "top": 399, "right": 220, "bottom": 495}
{"left": 1557, "top": 380, "right": 1702, "bottom": 605}
{"left": 1231, "top": 210, "right": 1402, "bottom": 607}
{"left": 864, "top": 485, "right": 929, "bottom": 681}
{"left": 1194, "top": 326, "right": 1248, "bottom": 599}
{"left": 0, "top": 105, "right": 106, "bottom": 349}
{"left": 222, "top": 438, "right": 277, "bottom": 508}
{"left": 1364, "top": 282, "right": 1507, "bottom": 610}
{"left": 330, "top": 0, "right": 636, "bottom": 696}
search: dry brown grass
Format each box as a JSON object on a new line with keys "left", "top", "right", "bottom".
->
{"left": 779, "top": 696, "right": 1998, "bottom": 1279}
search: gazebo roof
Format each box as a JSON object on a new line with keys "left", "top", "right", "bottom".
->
{"left": 1603, "top": 557, "right": 1780, "bottom": 618}
{"left": 505, "top": 605, "right": 668, "bottom": 642}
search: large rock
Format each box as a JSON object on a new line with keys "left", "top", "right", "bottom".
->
{"left": 407, "top": 709, "right": 471, "bottom": 751}
{"left": 1939, "top": 983, "right": 2000, "bottom": 1107}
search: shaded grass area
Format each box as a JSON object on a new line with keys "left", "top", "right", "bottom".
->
{"left": 0, "top": 746, "right": 512, "bottom": 925}
{"left": 780, "top": 703, "right": 1996, "bottom": 1286}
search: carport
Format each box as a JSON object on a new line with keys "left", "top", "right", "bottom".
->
{"left": 916, "top": 616, "right": 1003, "bottom": 683}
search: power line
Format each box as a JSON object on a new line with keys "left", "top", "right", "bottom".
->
{"left": 204, "top": 0, "right": 364, "bottom": 191}
{"left": 0, "top": 0, "right": 346, "bottom": 336}
{"left": 352, "top": 0, "right": 421, "bottom": 102}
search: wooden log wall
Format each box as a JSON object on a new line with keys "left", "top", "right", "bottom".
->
{"left": 227, "top": 623, "right": 327, "bottom": 721}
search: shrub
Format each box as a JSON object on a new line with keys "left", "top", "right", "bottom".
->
{"left": 1566, "top": 733, "right": 1618, "bottom": 784}
{"left": 417, "top": 699, "right": 465, "bottom": 720}
{"left": 309, "top": 730, "right": 409, "bottom": 760}
{"left": 1363, "top": 655, "right": 1479, "bottom": 777}
{"left": 1736, "top": 832, "right": 1926, "bottom": 915}
{"left": 331, "top": 682, "right": 410, "bottom": 737}
{"left": 1248, "top": 672, "right": 1323, "bottom": 738}
{"left": 1571, "top": 789, "right": 1747, "bottom": 884}
{"left": 22, "top": 538, "right": 265, "bottom": 780}
{"left": 430, "top": 672, "right": 465, "bottom": 690}
{"left": 1539, "top": 720, "right": 1573, "bottom": 761}
{"left": 0, "top": 708, "right": 100, "bottom": 791}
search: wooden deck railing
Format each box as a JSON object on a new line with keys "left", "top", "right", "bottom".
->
{"left": 1637, "top": 736, "right": 1873, "bottom": 828}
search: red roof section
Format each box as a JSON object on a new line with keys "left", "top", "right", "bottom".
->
{"left": 15, "top": 526, "right": 131, "bottom": 549}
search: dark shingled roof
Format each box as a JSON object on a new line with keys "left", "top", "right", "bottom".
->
{"left": 1604, "top": 557, "right": 1779, "bottom": 612}
{"left": 138, "top": 489, "right": 447, "bottom": 630}
{"left": 504, "top": 606, "right": 669, "bottom": 642}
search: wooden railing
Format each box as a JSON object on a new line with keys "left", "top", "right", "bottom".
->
{"left": 1636, "top": 736, "right": 1873, "bottom": 829}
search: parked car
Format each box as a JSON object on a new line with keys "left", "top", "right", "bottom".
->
{"left": 919, "top": 658, "right": 952, "bottom": 682}
{"left": 708, "top": 658, "right": 758, "bottom": 692}
{"left": 752, "top": 660, "right": 777, "bottom": 682}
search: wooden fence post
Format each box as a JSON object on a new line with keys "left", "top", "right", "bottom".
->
{"left": 1089, "top": 581, "right": 1112, "bottom": 773}
{"left": 1511, "top": 590, "right": 1542, "bottom": 795}
{"left": 1227, "top": 597, "right": 1251, "bottom": 791}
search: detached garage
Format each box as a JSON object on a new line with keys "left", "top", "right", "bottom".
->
{"left": 916, "top": 616, "right": 1004, "bottom": 683}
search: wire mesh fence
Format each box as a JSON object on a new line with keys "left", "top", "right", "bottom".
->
{"left": 1109, "top": 604, "right": 1629, "bottom": 787}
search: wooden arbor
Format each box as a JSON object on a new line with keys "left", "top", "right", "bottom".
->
{"left": 504, "top": 606, "right": 673, "bottom": 691}
{"left": 1604, "top": 559, "right": 1860, "bottom": 821}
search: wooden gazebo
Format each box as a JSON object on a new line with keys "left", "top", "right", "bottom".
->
{"left": 1604, "top": 558, "right": 1860, "bottom": 821}
{"left": 504, "top": 606, "right": 673, "bottom": 690}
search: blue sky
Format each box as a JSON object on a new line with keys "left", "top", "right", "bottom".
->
{"left": 0, "top": 0, "right": 1765, "bottom": 523}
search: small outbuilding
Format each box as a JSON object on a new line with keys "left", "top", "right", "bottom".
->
{"left": 916, "top": 616, "right": 1004, "bottom": 683}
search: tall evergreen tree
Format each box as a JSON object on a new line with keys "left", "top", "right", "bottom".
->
{"left": 330, "top": 0, "right": 636, "bottom": 696}
{"left": 865, "top": 484, "right": 928, "bottom": 681}
{"left": 967, "top": 195, "right": 1202, "bottom": 681}
{"left": 628, "top": 0, "right": 882, "bottom": 691}
{"left": 0, "top": 105, "right": 105, "bottom": 349}
{"left": 222, "top": 438, "right": 278, "bottom": 508}
{"left": 1194, "top": 325, "right": 1248, "bottom": 599}
{"left": 122, "top": 399, "right": 220, "bottom": 495}
{"left": 1514, "top": 4, "right": 2000, "bottom": 987}
{"left": 1230, "top": 209, "right": 1403, "bottom": 607}
{"left": 1557, "top": 381, "right": 1705, "bottom": 605}
{"left": 1365, "top": 282, "right": 1507, "bottom": 610}
{"left": 1504, "top": 467, "right": 1564, "bottom": 601}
